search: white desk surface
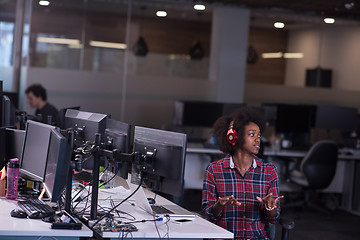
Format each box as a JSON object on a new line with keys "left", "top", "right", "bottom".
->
{"left": 83, "top": 182, "right": 233, "bottom": 239}
{"left": 0, "top": 197, "right": 93, "bottom": 238}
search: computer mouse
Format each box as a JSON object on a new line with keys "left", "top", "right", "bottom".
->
{"left": 29, "top": 211, "right": 46, "bottom": 219}
{"left": 10, "top": 209, "right": 28, "bottom": 218}
{"left": 147, "top": 198, "right": 156, "bottom": 205}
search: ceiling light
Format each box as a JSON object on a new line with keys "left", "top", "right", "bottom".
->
{"left": 324, "top": 18, "right": 335, "bottom": 24}
{"left": 89, "top": 41, "right": 126, "bottom": 49}
{"left": 37, "top": 37, "right": 79, "bottom": 45}
{"left": 274, "top": 22, "right": 285, "bottom": 29}
{"left": 156, "top": 11, "right": 167, "bottom": 17}
{"left": 262, "top": 52, "right": 283, "bottom": 59}
{"left": 39, "top": 0, "right": 50, "bottom": 6}
{"left": 283, "top": 53, "right": 304, "bottom": 59}
{"left": 194, "top": 4, "right": 206, "bottom": 11}
{"left": 345, "top": 2, "right": 355, "bottom": 10}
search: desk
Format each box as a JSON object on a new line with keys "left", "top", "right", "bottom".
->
{"left": 76, "top": 181, "right": 233, "bottom": 239}
{"left": 0, "top": 197, "right": 93, "bottom": 240}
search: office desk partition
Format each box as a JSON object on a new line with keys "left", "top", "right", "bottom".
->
{"left": 0, "top": 197, "right": 93, "bottom": 240}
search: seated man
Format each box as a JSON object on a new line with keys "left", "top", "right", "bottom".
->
{"left": 25, "top": 84, "right": 58, "bottom": 125}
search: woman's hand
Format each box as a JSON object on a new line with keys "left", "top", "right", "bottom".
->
{"left": 213, "top": 195, "right": 241, "bottom": 217}
{"left": 218, "top": 195, "right": 242, "bottom": 206}
{"left": 256, "top": 193, "right": 284, "bottom": 217}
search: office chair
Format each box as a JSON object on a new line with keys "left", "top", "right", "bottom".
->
{"left": 266, "top": 218, "right": 295, "bottom": 240}
{"left": 285, "top": 140, "right": 338, "bottom": 214}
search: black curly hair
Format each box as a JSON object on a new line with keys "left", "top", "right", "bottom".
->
{"left": 213, "top": 106, "right": 265, "bottom": 155}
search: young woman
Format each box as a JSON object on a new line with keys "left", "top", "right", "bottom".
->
{"left": 202, "top": 107, "right": 283, "bottom": 239}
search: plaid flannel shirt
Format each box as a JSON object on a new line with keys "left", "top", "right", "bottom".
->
{"left": 202, "top": 155, "right": 280, "bottom": 240}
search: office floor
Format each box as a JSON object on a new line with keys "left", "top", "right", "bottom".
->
{"left": 277, "top": 208, "right": 360, "bottom": 240}
{"left": 181, "top": 190, "right": 360, "bottom": 240}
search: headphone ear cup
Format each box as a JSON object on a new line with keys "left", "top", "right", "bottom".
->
{"left": 226, "top": 128, "right": 238, "bottom": 146}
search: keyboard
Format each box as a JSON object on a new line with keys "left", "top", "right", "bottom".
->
{"left": 17, "top": 198, "right": 55, "bottom": 217}
{"left": 151, "top": 205, "right": 174, "bottom": 215}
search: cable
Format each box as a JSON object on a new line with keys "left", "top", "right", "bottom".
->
{"left": 72, "top": 163, "right": 113, "bottom": 211}
{"left": 71, "top": 163, "right": 110, "bottom": 202}
{"left": 91, "top": 174, "right": 144, "bottom": 229}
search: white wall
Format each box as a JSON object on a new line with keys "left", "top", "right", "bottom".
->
{"left": 285, "top": 26, "right": 360, "bottom": 92}
{"left": 22, "top": 67, "right": 217, "bottom": 128}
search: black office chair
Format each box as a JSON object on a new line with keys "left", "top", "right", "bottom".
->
{"left": 266, "top": 218, "right": 295, "bottom": 240}
{"left": 286, "top": 140, "right": 338, "bottom": 214}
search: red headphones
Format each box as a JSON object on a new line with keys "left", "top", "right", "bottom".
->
{"left": 226, "top": 120, "right": 238, "bottom": 146}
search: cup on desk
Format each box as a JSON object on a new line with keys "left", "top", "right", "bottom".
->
{"left": 281, "top": 139, "right": 292, "bottom": 149}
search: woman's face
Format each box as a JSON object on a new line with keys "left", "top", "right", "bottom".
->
{"left": 241, "top": 122, "right": 261, "bottom": 155}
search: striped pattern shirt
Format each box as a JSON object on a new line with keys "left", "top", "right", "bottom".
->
{"left": 202, "top": 155, "right": 280, "bottom": 240}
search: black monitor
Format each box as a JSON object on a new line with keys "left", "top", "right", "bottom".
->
{"left": 275, "top": 104, "right": 316, "bottom": 133}
{"left": 105, "top": 118, "right": 131, "bottom": 153}
{"left": 44, "top": 129, "right": 71, "bottom": 202}
{"left": 131, "top": 126, "right": 187, "bottom": 197}
{"left": 20, "top": 120, "right": 56, "bottom": 182}
{"left": 315, "top": 105, "right": 358, "bottom": 132}
{"left": 2, "top": 95, "right": 16, "bottom": 127}
{"left": 64, "top": 109, "right": 108, "bottom": 147}
{"left": 0, "top": 127, "right": 6, "bottom": 170}
{"left": 3, "top": 91, "right": 19, "bottom": 109}
{"left": 57, "top": 106, "right": 80, "bottom": 129}
{"left": 5, "top": 128, "right": 25, "bottom": 160}
{"left": 173, "top": 100, "right": 223, "bottom": 127}
{"left": 104, "top": 118, "right": 131, "bottom": 179}
{"left": 173, "top": 100, "right": 245, "bottom": 127}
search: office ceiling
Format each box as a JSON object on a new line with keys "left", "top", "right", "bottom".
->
{"left": 202, "top": 0, "right": 359, "bottom": 19}
{"left": 31, "top": 0, "right": 360, "bottom": 20}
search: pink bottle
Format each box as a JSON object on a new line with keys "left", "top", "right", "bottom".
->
{"left": 6, "top": 158, "right": 20, "bottom": 200}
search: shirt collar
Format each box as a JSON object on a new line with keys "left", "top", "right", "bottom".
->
{"left": 228, "top": 155, "right": 258, "bottom": 169}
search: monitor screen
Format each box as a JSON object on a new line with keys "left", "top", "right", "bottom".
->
{"left": 173, "top": 100, "right": 223, "bottom": 127}
{"left": 0, "top": 127, "right": 6, "bottom": 170}
{"left": 64, "top": 109, "right": 108, "bottom": 147}
{"left": 2, "top": 95, "right": 15, "bottom": 127}
{"left": 5, "top": 128, "right": 25, "bottom": 160}
{"left": 131, "top": 126, "right": 187, "bottom": 197}
{"left": 44, "top": 129, "right": 70, "bottom": 202}
{"left": 20, "top": 120, "right": 56, "bottom": 182}
{"left": 315, "top": 105, "right": 358, "bottom": 132}
{"left": 275, "top": 104, "right": 316, "bottom": 133}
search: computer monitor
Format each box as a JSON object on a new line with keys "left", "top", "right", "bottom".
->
{"left": 57, "top": 106, "right": 80, "bottom": 129}
{"left": 3, "top": 91, "right": 19, "bottom": 109}
{"left": 173, "top": 100, "right": 223, "bottom": 127}
{"left": 64, "top": 109, "right": 108, "bottom": 147}
{"left": 44, "top": 129, "right": 71, "bottom": 202}
{"left": 104, "top": 118, "right": 131, "bottom": 179}
{"left": 173, "top": 100, "right": 245, "bottom": 128}
{"left": 5, "top": 128, "right": 25, "bottom": 160}
{"left": 131, "top": 126, "right": 187, "bottom": 197}
{"left": 315, "top": 105, "right": 358, "bottom": 132}
{"left": 20, "top": 120, "right": 56, "bottom": 182}
{"left": 0, "top": 127, "right": 6, "bottom": 170}
{"left": 2, "top": 95, "right": 16, "bottom": 127}
{"left": 275, "top": 104, "right": 316, "bottom": 133}
{"left": 105, "top": 118, "right": 131, "bottom": 153}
